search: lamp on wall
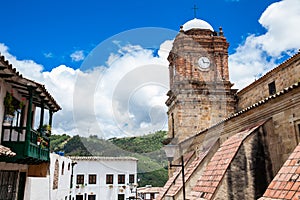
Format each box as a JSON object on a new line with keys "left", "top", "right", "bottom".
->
{"left": 70, "top": 161, "right": 77, "bottom": 189}
{"left": 163, "top": 143, "right": 186, "bottom": 200}
{"left": 128, "top": 182, "right": 138, "bottom": 199}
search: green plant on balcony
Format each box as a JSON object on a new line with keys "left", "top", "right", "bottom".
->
{"left": 3, "top": 93, "right": 16, "bottom": 125}
{"left": 19, "top": 98, "right": 25, "bottom": 110}
{"left": 41, "top": 124, "right": 51, "bottom": 137}
{"left": 37, "top": 137, "right": 49, "bottom": 149}
{"left": 42, "top": 124, "right": 51, "bottom": 136}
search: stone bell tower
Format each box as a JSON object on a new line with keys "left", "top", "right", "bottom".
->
{"left": 166, "top": 18, "right": 237, "bottom": 142}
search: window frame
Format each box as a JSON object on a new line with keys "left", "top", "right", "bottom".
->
{"left": 88, "top": 174, "right": 97, "bottom": 184}
{"left": 76, "top": 174, "right": 84, "bottom": 185}
{"left": 118, "top": 174, "right": 125, "bottom": 184}
{"left": 268, "top": 81, "right": 276, "bottom": 95}
{"left": 129, "top": 174, "right": 135, "bottom": 184}
{"left": 106, "top": 174, "right": 114, "bottom": 184}
{"left": 88, "top": 194, "right": 96, "bottom": 200}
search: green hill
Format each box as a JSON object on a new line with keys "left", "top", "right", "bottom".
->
{"left": 50, "top": 131, "right": 168, "bottom": 187}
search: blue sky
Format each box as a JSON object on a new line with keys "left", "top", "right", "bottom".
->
{"left": 1, "top": 0, "right": 277, "bottom": 69}
{"left": 0, "top": 0, "right": 300, "bottom": 138}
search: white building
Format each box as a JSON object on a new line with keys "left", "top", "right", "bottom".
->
{"left": 24, "top": 153, "right": 73, "bottom": 200}
{"left": 69, "top": 156, "right": 138, "bottom": 200}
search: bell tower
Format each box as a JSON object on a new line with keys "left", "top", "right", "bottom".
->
{"left": 166, "top": 18, "right": 237, "bottom": 142}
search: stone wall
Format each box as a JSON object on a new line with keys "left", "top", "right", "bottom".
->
{"left": 237, "top": 52, "right": 300, "bottom": 110}
{"left": 213, "top": 126, "right": 274, "bottom": 199}
{"left": 181, "top": 82, "right": 300, "bottom": 178}
{"left": 166, "top": 28, "right": 237, "bottom": 143}
{"left": 167, "top": 81, "right": 236, "bottom": 142}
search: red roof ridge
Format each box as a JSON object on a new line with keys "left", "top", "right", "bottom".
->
{"left": 190, "top": 123, "right": 263, "bottom": 199}
{"left": 259, "top": 142, "right": 300, "bottom": 200}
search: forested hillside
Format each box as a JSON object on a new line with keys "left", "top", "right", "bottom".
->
{"left": 50, "top": 131, "right": 168, "bottom": 187}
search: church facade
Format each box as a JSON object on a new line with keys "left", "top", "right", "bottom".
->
{"left": 158, "top": 18, "right": 300, "bottom": 199}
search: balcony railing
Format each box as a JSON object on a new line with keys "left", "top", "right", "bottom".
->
{"left": 0, "top": 126, "right": 50, "bottom": 163}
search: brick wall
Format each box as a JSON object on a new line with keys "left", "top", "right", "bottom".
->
{"left": 181, "top": 83, "right": 300, "bottom": 180}
{"left": 237, "top": 52, "right": 300, "bottom": 110}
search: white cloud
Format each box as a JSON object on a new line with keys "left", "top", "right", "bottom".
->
{"left": 0, "top": 43, "right": 44, "bottom": 81}
{"left": 229, "top": 0, "right": 300, "bottom": 89}
{"left": 70, "top": 50, "right": 85, "bottom": 62}
{"left": 2, "top": 0, "right": 298, "bottom": 139}
{"left": 0, "top": 40, "right": 172, "bottom": 138}
{"left": 80, "top": 42, "right": 171, "bottom": 138}
{"left": 44, "top": 52, "right": 53, "bottom": 58}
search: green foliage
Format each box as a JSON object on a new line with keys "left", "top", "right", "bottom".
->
{"left": 138, "top": 168, "right": 168, "bottom": 187}
{"left": 108, "top": 130, "right": 166, "bottom": 153}
{"left": 64, "top": 135, "right": 92, "bottom": 156}
{"left": 4, "top": 93, "right": 15, "bottom": 115}
{"left": 50, "top": 134, "right": 70, "bottom": 152}
{"left": 50, "top": 131, "right": 169, "bottom": 187}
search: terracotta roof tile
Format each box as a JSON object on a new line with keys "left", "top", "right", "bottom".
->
{"left": 259, "top": 143, "right": 300, "bottom": 200}
{"left": 0, "top": 145, "right": 16, "bottom": 157}
{"left": 156, "top": 151, "right": 194, "bottom": 200}
{"left": 190, "top": 123, "right": 263, "bottom": 200}
{"left": 292, "top": 191, "right": 300, "bottom": 199}
{"left": 157, "top": 141, "right": 217, "bottom": 199}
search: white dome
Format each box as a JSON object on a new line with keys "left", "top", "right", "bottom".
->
{"left": 182, "top": 18, "right": 214, "bottom": 32}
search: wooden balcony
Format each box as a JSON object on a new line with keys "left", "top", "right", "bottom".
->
{"left": 0, "top": 126, "right": 50, "bottom": 164}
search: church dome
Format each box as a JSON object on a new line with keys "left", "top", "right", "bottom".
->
{"left": 182, "top": 18, "right": 214, "bottom": 32}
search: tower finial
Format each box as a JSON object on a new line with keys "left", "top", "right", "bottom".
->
{"left": 192, "top": 4, "right": 199, "bottom": 18}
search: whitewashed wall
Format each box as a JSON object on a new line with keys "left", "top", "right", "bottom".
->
{"left": 50, "top": 153, "right": 72, "bottom": 200}
{"left": 70, "top": 157, "right": 138, "bottom": 200}
{"left": 24, "top": 153, "right": 72, "bottom": 200}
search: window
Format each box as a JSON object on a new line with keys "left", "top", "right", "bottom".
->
{"left": 106, "top": 174, "right": 113, "bottom": 184}
{"left": 151, "top": 193, "right": 155, "bottom": 199}
{"left": 171, "top": 113, "right": 175, "bottom": 138}
{"left": 129, "top": 174, "right": 135, "bottom": 183}
{"left": 76, "top": 175, "right": 84, "bottom": 184}
{"left": 0, "top": 170, "right": 18, "bottom": 199}
{"left": 62, "top": 161, "right": 65, "bottom": 175}
{"left": 118, "top": 194, "right": 125, "bottom": 200}
{"left": 88, "top": 195, "right": 96, "bottom": 200}
{"left": 89, "top": 174, "right": 97, "bottom": 184}
{"left": 76, "top": 195, "right": 83, "bottom": 200}
{"left": 53, "top": 159, "right": 59, "bottom": 189}
{"left": 118, "top": 174, "right": 125, "bottom": 184}
{"left": 268, "top": 81, "right": 276, "bottom": 95}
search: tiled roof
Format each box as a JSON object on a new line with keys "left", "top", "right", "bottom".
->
{"left": 156, "top": 151, "right": 195, "bottom": 200}
{"left": 259, "top": 143, "right": 300, "bottom": 200}
{"left": 181, "top": 81, "right": 300, "bottom": 146}
{"left": 215, "top": 81, "right": 300, "bottom": 128}
{"left": 190, "top": 123, "right": 263, "bottom": 199}
{"left": 157, "top": 140, "right": 217, "bottom": 200}
{"left": 0, "top": 54, "right": 61, "bottom": 111}
{"left": 166, "top": 142, "right": 217, "bottom": 197}
{"left": 137, "top": 186, "right": 162, "bottom": 194}
{"left": 68, "top": 156, "right": 138, "bottom": 161}
{"left": 0, "top": 145, "right": 16, "bottom": 157}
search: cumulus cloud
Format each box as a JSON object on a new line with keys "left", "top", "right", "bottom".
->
{"left": 0, "top": 43, "right": 44, "bottom": 81}
{"left": 70, "top": 50, "right": 85, "bottom": 62}
{"left": 229, "top": 0, "right": 300, "bottom": 89}
{"left": 1, "top": 0, "right": 298, "bottom": 138}
{"left": 0, "top": 40, "right": 172, "bottom": 138}
{"left": 73, "top": 41, "right": 172, "bottom": 138}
